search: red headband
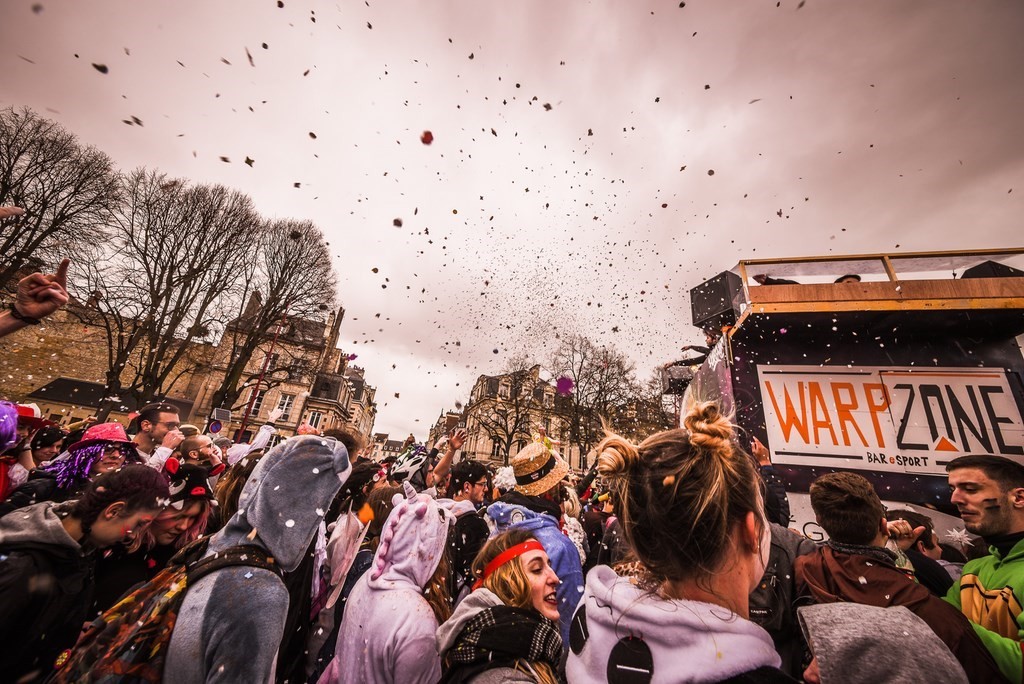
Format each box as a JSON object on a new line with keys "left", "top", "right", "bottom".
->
{"left": 472, "top": 540, "right": 545, "bottom": 591}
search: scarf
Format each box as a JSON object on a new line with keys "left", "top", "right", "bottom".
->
{"left": 827, "top": 539, "right": 898, "bottom": 565}
{"left": 442, "top": 605, "right": 563, "bottom": 684}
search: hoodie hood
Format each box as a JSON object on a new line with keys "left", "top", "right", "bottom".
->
{"left": 367, "top": 481, "right": 456, "bottom": 591}
{"left": 0, "top": 501, "right": 83, "bottom": 557}
{"left": 798, "top": 603, "right": 967, "bottom": 684}
{"left": 435, "top": 587, "right": 504, "bottom": 656}
{"left": 567, "top": 565, "right": 781, "bottom": 684}
{"left": 209, "top": 435, "right": 351, "bottom": 572}
{"left": 487, "top": 500, "right": 556, "bottom": 532}
{"left": 451, "top": 499, "right": 478, "bottom": 519}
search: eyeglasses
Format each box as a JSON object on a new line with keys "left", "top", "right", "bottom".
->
{"left": 103, "top": 444, "right": 125, "bottom": 456}
{"left": 473, "top": 480, "right": 489, "bottom": 488}
{"left": 157, "top": 421, "right": 181, "bottom": 429}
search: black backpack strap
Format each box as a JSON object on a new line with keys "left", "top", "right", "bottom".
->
{"left": 186, "top": 544, "right": 283, "bottom": 584}
{"left": 168, "top": 536, "right": 212, "bottom": 567}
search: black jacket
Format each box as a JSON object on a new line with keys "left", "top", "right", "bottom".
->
{"left": 451, "top": 508, "right": 489, "bottom": 597}
{"left": 0, "top": 469, "right": 81, "bottom": 517}
{"left": 0, "top": 502, "right": 94, "bottom": 682}
{"left": 748, "top": 523, "right": 818, "bottom": 678}
{"left": 92, "top": 542, "right": 178, "bottom": 614}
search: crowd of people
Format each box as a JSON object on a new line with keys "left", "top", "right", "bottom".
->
{"left": 1, "top": 257, "right": 1023, "bottom": 683}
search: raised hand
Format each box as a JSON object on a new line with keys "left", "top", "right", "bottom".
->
{"left": 15, "top": 258, "right": 70, "bottom": 321}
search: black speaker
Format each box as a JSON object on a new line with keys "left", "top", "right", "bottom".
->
{"left": 690, "top": 271, "right": 745, "bottom": 331}
{"left": 961, "top": 260, "right": 1024, "bottom": 279}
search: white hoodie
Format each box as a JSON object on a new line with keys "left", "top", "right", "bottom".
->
{"left": 320, "top": 484, "right": 455, "bottom": 684}
{"left": 567, "top": 565, "right": 782, "bottom": 683}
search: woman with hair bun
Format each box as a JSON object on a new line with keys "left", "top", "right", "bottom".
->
{"left": 567, "top": 401, "right": 795, "bottom": 683}
{"left": 437, "top": 527, "right": 564, "bottom": 684}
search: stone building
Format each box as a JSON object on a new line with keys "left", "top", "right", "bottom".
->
{"left": 343, "top": 366, "right": 377, "bottom": 439}
{"left": 460, "top": 365, "right": 577, "bottom": 466}
{"left": 426, "top": 409, "right": 463, "bottom": 449}
{"left": 367, "top": 433, "right": 405, "bottom": 462}
{"left": 0, "top": 301, "right": 159, "bottom": 427}
{"left": 0, "top": 293, "right": 377, "bottom": 442}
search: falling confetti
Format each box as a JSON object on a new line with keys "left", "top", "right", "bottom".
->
{"left": 555, "top": 376, "right": 575, "bottom": 395}
{"left": 92, "top": 63, "right": 108, "bottom": 74}
{"left": 420, "top": 130, "right": 433, "bottom": 145}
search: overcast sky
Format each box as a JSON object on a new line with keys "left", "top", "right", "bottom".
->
{"left": 2, "top": 0, "right": 1022, "bottom": 439}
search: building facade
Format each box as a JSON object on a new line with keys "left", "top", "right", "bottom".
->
{"left": 460, "top": 365, "right": 579, "bottom": 466}
{"left": 426, "top": 410, "right": 463, "bottom": 450}
{"left": 0, "top": 294, "right": 379, "bottom": 443}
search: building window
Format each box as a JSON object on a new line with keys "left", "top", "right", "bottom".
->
{"left": 267, "top": 352, "right": 280, "bottom": 370}
{"left": 544, "top": 392, "right": 554, "bottom": 408}
{"left": 308, "top": 410, "right": 323, "bottom": 429}
{"left": 276, "top": 393, "right": 295, "bottom": 420}
{"left": 249, "top": 389, "right": 265, "bottom": 413}
{"left": 490, "top": 441, "right": 501, "bottom": 460}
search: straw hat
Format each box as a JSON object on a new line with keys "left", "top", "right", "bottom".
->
{"left": 511, "top": 442, "right": 570, "bottom": 497}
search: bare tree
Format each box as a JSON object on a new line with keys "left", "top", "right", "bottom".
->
{"left": 468, "top": 355, "right": 541, "bottom": 465}
{"left": 0, "top": 107, "right": 118, "bottom": 286}
{"left": 550, "top": 334, "right": 639, "bottom": 467}
{"left": 608, "top": 372, "right": 676, "bottom": 442}
{"left": 207, "top": 218, "right": 337, "bottom": 413}
{"left": 72, "top": 169, "right": 263, "bottom": 417}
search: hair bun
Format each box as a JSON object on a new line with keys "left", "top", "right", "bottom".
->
{"left": 683, "top": 401, "right": 733, "bottom": 452}
{"left": 596, "top": 432, "right": 640, "bottom": 480}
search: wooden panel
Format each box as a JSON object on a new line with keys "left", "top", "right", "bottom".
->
{"left": 747, "top": 278, "right": 1024, "bottom": 306}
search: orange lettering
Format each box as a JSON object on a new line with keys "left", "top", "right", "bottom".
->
{"left": 831, "top": 382, "right": 868, "bottom": 447}
{"left": 809, "top": 382, "right": 839, "bottom": 446}
{"left": 765, "top": 380, "right": 810, "bottom": 444}
{"left": 863, "top": 383, "right": 890, "bottom": 448}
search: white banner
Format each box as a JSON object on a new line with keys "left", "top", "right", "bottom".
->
{"left": 758, "top": 365, "right": 1024, "bottom": 474}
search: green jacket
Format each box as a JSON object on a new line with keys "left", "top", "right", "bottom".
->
{"left": 945, "top": 536, "right": 1024, "bottom": 683}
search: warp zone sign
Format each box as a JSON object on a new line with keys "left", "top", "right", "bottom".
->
{"left": 758, "top": 365, "right": 1024, "bottom": 475}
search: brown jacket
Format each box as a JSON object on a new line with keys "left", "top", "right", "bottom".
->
{"left": 796, "top": 545, "right": 1006, "bottom": 684}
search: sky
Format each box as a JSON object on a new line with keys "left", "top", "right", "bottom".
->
{"left": 2, "top": 0, "right": 1022, "bottom": 439}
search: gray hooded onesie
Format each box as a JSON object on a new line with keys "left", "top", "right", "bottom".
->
{"left": 165, "top": 435, "right": 351, "bottom": 683}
